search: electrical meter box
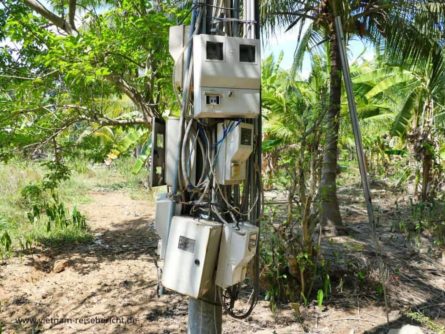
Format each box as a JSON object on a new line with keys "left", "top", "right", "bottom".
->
{"left": 193, "top": 34, "right": 260, "bottom": 118}
{"left": 149, "top": 118, "right": 166, "bottom": 187}
{"left": 162, "top": 216, "right": 222, "bottom": 298}
{"left": 166, "top": 118, "right": 180, "bottom": 187}
{"left": 169, "top": 25, "right": 190, "bottom": 89}
{"left": 165, "top": 117, "right": 196, "bottom": 187}
{"left": 216, "top": 121, "right": 254, "bottom": 185}
{"left": 215, "top": 222, "right": 259, "bottom": 289}
{"left": 154, "top": 194, "right": 182, "bottom": 259}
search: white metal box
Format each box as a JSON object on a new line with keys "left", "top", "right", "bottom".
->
{"left": 216, "top": 223, "right": 259, "bottom": 289}
{"left": 166, "top": 118, "right": 180, "bottom": 187}
{"left": 169, "top": 25, "right": 190, "bottom": 89}
{"left": 154, "top": 193, "right": 181, "bottom": 259}
{"left": 216, "top": 121, "right": 253, "bottom": 185}
{"left": 162, "top": 216, "right": 222, "bottom": 298}
{"left": 193, "top": 34, "right": 261, "bottom": 118}
{"left": 165, "top": 117, "right": 196, "bottom": 187}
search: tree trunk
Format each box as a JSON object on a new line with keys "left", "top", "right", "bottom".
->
{"left": 421, "top": 152, "right": 433, "bottom": 202}
{"left": 287, "top": 167, "right": 298, "bottom": 225}
{"left": 319, "top": 33, "right": 343, "bottom": 232}
{"left": 421, "top": 101, "right": 434, "bottom": 202}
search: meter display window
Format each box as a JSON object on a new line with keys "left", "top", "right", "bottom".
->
{"left": 206, "top": 41, "right": 224, "bottom": 60}
{"left": 178, "top": 236, "right": 196, "bottom": 253}
{"left": 240, "top": 127, "right": 252, "bottom": 146}
{"left": 206, "top": 95, "right": 220, "bottom": 105}
{"left": 240, "top": 44, "right": 256, "bottom": 62}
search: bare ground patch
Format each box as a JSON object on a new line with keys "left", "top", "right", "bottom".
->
{"left": 0, "top": 190, "right": 444, "bottom": 333}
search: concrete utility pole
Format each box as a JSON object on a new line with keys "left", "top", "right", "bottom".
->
{"left": 187, "top": 1, "right": 261, "bottom": 332}
{"left": 151, "top": 0, "right": 261, "bottom": 333}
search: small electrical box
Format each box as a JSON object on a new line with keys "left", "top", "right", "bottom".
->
{"left": 165, "top": 117, "right": 196, "bottom": 187}
{"left": 149, "top": 118, "right": 166, "bottom": 187}
{"left": 193, "top": 34, "right": 260, "bottom": 118}
{"left": 216, "top": 222, "right": 259, "bottom": 289}
{"left": 169, "top": 25, "right": 190, "bottom": 89}
{"left": 216, "top": 121, "right": 254, "bottom": 185}
{"left": 162, "top": 216, "right": 222, "bottom": 298}
{"left": 154, "top": 194, "right": 182, "bottom": 260}
{"left": 166, "top": 118, "right": 180, "bottom": 187}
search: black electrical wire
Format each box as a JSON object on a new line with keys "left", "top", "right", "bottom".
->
{"left": 221, "top": 281, "right": 258, "bottom": 319}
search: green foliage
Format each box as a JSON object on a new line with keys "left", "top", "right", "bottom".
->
{"left": 406, "top": 311, "right": 445, "bottom": 334}
{"left": 323, "top": 274, "right": 331, "bottom": 297}
{"left": 260, "top": 208, "right": 290, "bottom": 307}
{"left": 0, "top": 159, "right": 92, "bottom": 256}
{"left": 0, "top": 0, "right": 444, "bottom": 322}
{"left": 0, "top": 230, "right": 12, "bottom": 258}
{"left": 260, "top": 53, "right": 332, "bottom": 310}
{"left": 316, "top": 289, "right": 324, "bottom": 310}
{"left": 42, "top": 161, "right": 71, "bottom": 190}
{"left": 356, "top": 270, "right": 366, "bottom": 285}
{"left": 408, "top": 201, "right": 445, "bottom": 247}
{"left": 20, "top": 163, "right": 90, "bottom": 247}
{"left": 0, "top": 0, "right": 183, "bottom": 164}
{"left": 0, "top": 155, "right": 152, "bottom": 256}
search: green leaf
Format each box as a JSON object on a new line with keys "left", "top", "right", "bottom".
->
{"left": 317, "top": 289, "right": 324, "bottom": 309}
{"left": 366, "top": 74, "right": 414, "bottom": 100}
{"left": 391, "top": 90, "right": 419, "bottom": 137}
{"left": 132, "top": 155, "right": 148, "bottom": 174}
{"left": 1, "top": 231, "right": 12, "bottom": 252}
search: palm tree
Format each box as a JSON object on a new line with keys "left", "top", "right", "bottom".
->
{"left": 262, "top": 52, "right": 329, "bottom": 222}
{"left": 260, "top": 0, "right": 445, "bottom": 232}
{"left": 261, "top": 52, "right": 330, "bottom": 299}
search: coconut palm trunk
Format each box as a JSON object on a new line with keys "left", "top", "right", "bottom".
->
{"left": 421, "top": 150, "right": 433, "bottom": 201}
{"left": 260, "top": 0, "right": 445, "bottom": 229}
{"left": 420, "top": 100, "right": 435, "bottom": 201}
{"left": 319, "top": 32, "right": 343, "bottom": 230}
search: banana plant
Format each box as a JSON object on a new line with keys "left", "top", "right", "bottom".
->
{"left": 358, "top": 57, "right": 445, "bottom": 201}
{"left": 92, "top": 126, "right": 150, "bottom": 171}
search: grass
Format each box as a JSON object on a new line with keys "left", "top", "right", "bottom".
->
{"left": 406, "top": 311, "right": 445, "bottom": 334}
{"left": 29, "top": 223, "right": 93, "bottom": 248}
{"left": 0, "top": 157, "right": 151, "bottom": 257}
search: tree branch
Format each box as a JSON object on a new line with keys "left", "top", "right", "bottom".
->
{"left": 0, "top": 70, "right": 58, "bottom": 81}
{"left": 23, "top": 0, "right": 74, "bottom": 34}
{"left": 21, "top": 113, "right": 146, "bottom": 155}
{"left": 97, "top": 117, "right": 147, "bottom": 127}
{"left": 106, "top": 75, "right": 157, "bottom": 122}
{"left": 68, "top": 0, "right": 77, "bottom": 32}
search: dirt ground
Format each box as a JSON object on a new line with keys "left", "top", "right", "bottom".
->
{"left": 0, "top": 190, "right": 444, "bottom": 333}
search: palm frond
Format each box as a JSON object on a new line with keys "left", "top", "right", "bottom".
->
{"left": 391, "top": 90, "right": 419, "bottom": 137}
{"left": 366, "top": 73, "right": 415, "bottom": 99}
{"left": 290, "top": 22, "right": 314, "bottom": 79}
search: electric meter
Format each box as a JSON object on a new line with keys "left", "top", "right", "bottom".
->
{"left": 162, "top": 216, "right": 222, "bottom": 299}
{"left": 216, "top": 121, "right": 254, "bottom": 185}
{"left": 215, "top": 222, "right": 259, "bottom": 289}
{"left": 154, "top": 194, "right": 181, "bottom": 259}
{"left": 193, "top": 34, "right": 260, "bottom": 118}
